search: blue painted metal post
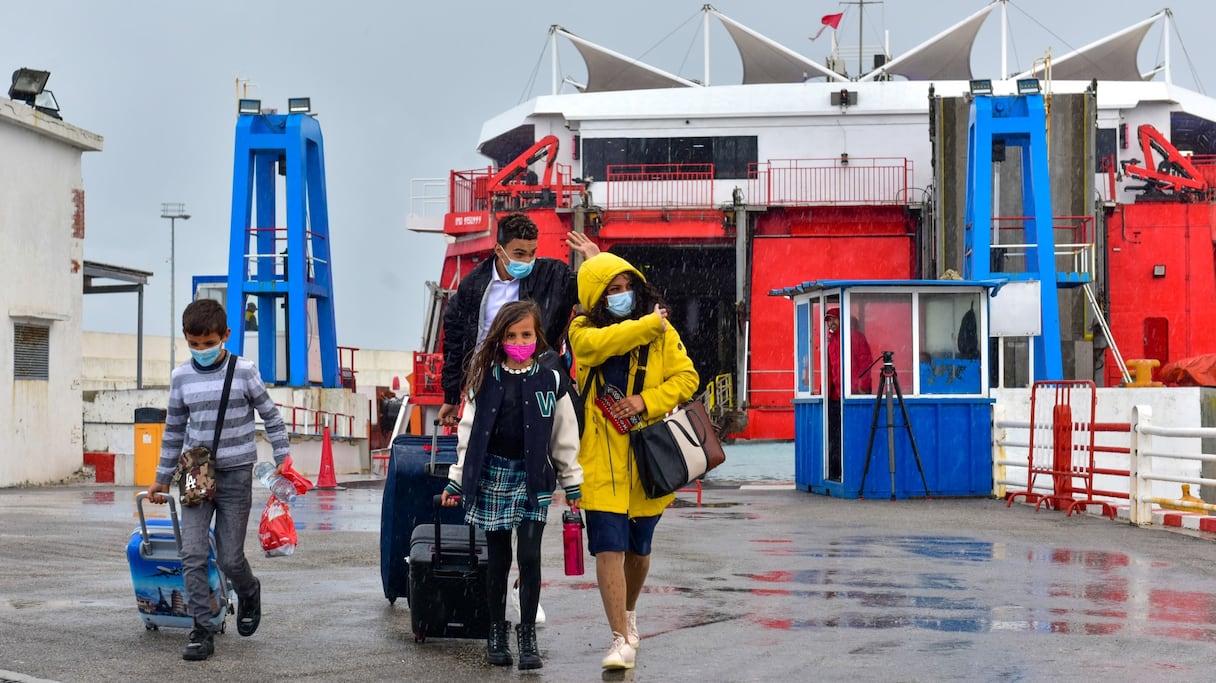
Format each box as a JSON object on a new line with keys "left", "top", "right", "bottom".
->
{"left": 964, "top": 92, "right": 1063, "bottom": 379}
{"left": 226, "top": 111, "right": 340, "bottom": 387}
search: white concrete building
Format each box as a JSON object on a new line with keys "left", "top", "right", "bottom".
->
{"left": 1, "top": 95, "right": 103, "bottom": 486}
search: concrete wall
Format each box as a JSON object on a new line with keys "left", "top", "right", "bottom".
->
{"left": 74, "top": 331, "right": 406, "bottom": 487}
{"left": 83, "top": 385, "right": 372, "bottom": 483}
{"left": 0, "top": 99, "right": 102, "bottom": 487}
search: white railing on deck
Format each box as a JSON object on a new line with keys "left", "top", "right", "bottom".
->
{"left": 993, "top": 403, "right": 1216, "bottom": 526}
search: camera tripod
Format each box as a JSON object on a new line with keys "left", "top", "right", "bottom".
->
{"left": 859, "top": 351, "right": 931, "bottom": 500}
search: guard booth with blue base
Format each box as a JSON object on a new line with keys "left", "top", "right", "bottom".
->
{"left": 771, "top": 280, "right": 998, "bottom": 499}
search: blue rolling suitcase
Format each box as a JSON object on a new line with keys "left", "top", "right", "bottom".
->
{"left": 379, "top": 425, "right": 465, "bottom": 604}
{"left": 127, "top": 492, "right": 235, "bottom": 631}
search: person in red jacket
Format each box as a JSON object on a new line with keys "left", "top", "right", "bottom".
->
{"left": 826, "top": 307, "right": 873, "bottom": 480}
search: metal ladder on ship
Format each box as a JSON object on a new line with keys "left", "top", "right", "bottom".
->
{"left": 1082, "top": 282, "right": 1132, "bottom": 386}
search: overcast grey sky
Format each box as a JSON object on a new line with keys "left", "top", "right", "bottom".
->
{"left": 5, "top": 1, "right": 1215, "bottom": 352}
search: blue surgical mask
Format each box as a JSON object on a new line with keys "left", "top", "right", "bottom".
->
{"left": 500, "top": 249, "right": 534, "bottom": 279}
{"left": 605, "top": 290, "right": 635, "bottom": 318}
{"left": 191, "top": 345, "right": 224, "bottom": 367}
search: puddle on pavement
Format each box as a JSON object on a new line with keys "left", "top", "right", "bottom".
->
{"left": 730, "top": 536, "right": 1216, "bottom": 640}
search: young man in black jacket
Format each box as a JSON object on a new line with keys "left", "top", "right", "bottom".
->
{"left": 437, "top": 213, "right": 597, "bottom": 427}
{"left": 436, "top": 213, "right": 596, "bottom": 624}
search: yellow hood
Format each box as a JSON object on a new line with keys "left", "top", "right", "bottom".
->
{"left": 577, "top": 253, "right": 645, "bottom": 312}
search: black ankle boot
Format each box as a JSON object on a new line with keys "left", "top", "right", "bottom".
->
{"left": 516, "top": 622, "right": 542, "bottom": 670}
{"left": 487, "top": 620, "right": 513, "bottom": 666}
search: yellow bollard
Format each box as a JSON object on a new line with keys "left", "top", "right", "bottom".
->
{"left": 1160, "top": 484, "right": 1206, "bottom": 512}
{"left": 1124, "top": 358, "right": 1164, "bottom": 387}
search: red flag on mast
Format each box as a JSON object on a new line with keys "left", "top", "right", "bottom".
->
{"left": 810, "top": 12, "right": 845, "bottom": 40}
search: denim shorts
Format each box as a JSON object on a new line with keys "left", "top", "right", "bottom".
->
{"left": 585, "top": 510, "right": 661, "bottom": 556}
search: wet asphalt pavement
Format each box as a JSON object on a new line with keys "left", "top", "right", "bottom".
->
{"left": 3, "top": 476, "right": 1216, "bottom": 682}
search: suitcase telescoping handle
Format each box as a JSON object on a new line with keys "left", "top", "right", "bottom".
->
{"left": 425, "top": 419, "right": 451, "bottom": 478}
{"left": 135, "top": 491, "right": 182, "bottom": 555}
{"left": 431, "top": 494, "right": 478, "bottom": 570}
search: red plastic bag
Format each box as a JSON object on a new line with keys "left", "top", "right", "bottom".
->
{"left": 280, "top": 457, "right": 315, "bottom": 495}
{"left": 259, "top": 495, "right": 297, "bottom": 557}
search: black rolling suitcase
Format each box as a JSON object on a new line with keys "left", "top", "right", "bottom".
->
{"left": 379, "top": 423, "right": 464, "bottom": 604}
{"left": 409, "top": 495, "right": 489, "bottom": 643}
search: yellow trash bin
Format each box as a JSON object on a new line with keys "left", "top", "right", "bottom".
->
{"left": 134, "top": 407, "right": 166, "bottom": 487}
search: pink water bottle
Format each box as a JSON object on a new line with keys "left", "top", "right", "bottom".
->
{"left": 562, "top": 510, "right": 585, "bottom": 576}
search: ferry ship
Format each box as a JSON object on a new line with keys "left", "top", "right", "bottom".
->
{"left": 404, "top": 2, "right": 1216, "bottom": 440}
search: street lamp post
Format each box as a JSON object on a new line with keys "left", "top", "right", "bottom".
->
{"left": 161, "top": 203, "right": 191, "bottom": 375}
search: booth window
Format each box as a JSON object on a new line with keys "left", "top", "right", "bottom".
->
{"left": 847, "top": 292, "right": 912, "bottom": 396}
{"left": 795, "top": 301, "right": 811, "bottom": 394}
{"left": 14, "top": 323, "right": 50, "bottom": 381}
{"left": 918, "top": 292, "right": 983, "bottom": 394}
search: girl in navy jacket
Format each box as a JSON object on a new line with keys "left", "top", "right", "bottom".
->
{"left": 441, "top": 300, "right": 582, "bottom": 670}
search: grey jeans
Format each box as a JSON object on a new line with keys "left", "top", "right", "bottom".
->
{"left": 180, "top": 465, "right": 258, "bottom": 630}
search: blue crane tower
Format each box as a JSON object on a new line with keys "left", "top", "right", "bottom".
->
{"left": 964, "top": 86, "right": 1082, "bottom": 380}
{"left": 224, "top": 102, "right": 340, "bottom": 387}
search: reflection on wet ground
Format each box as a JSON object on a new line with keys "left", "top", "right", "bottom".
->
{"left": 6, "top": 480, "right": 1216, "bottom": 680}
{"left": 84, "top": 484, "right": 1216, "bottom": 645}
{"left": 726, "top": 534, "right": 1216, "bottom": 640}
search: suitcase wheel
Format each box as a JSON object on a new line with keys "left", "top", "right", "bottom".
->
{"left": 388, "top": 597, "right": 397, "bottom": 605}
{"left": 145, "top": 624, "right": 158, "bottom": 631}
{"left": 414, "top": 631, "right": 425, "bottom": 643}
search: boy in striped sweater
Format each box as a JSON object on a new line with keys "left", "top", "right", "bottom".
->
{"left": 145, "top": 299, "right": 291, "bottom": 661}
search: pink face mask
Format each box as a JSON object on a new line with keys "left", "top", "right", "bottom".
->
{"left": 503, "top": 342, "right": 536, "bottom": 363}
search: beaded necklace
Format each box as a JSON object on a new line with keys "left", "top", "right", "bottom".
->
{"left": 501, "top": 362, "right": 533, "bottom": 375}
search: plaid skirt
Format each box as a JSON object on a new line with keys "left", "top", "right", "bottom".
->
{"left": 466, "top": 455, "right": 548, "bottom": 531}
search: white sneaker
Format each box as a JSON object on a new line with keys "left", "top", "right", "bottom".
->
{"left": 511, "top": 579, "right": 546, "bottom": 625}
{"left": 625, "top": 610, "right": 640, "bottom": 649}
{"left": 601, "top": 632, "right": 636, "bottom": 670}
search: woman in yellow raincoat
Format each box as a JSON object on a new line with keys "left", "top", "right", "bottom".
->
{"left": 568, "top": 252, "right": 698, "bottom": 671}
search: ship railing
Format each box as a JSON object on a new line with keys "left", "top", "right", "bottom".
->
{"left": 603, "top": 163, "right": 714, "bottom": 210}
{"left": 1186, "top": 153, "right": 1216, "bottom": 189}
{"left": 988, "top": 215, "right": 1095, "bottom": 281}
{"left": 746, "top": 369, "right": 795, "bottom": 405}
{"left": 746, "top": 158, "right": 914, "bottom": 206}
{"left": 450, "top": 167, "right": 493, "bottom": 213}
{"left": 272, "top": 404, "right": 356, "bottom": 438}
{"left": 448, "top": 165, "right": 582, "bottom": 213}
{"left": 410, "top": 351, "right": 445, "bottom": 403}
{"left": 993, "top": 403, "right": 1216, "bottom": 527}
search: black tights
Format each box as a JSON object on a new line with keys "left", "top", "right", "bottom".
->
{"left": 485, "top": 520, "right": 544, "bottom": 625}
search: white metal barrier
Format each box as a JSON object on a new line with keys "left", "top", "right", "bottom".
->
{"left": 993, "top": 403, "right": 1216, "bottom": 527}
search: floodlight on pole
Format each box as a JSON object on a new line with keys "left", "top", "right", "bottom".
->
{"left": 1017, "top": 78, "right": 1041, "bottom": 95}
{"left": 287, "top": 97, "right": 311, "bottom": 113}
{"left": 161, "top": 203, "right": 191, "bottom": 375}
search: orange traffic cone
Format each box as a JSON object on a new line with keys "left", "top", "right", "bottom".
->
{"left": 315, "top": 425, "right": 344, "bottom": 490}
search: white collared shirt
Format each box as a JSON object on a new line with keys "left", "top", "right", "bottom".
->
{"left": 478, "top": 259, "right": 520, "bottom": 347}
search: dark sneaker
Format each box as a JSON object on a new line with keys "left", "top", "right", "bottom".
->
{"left": 237, "top": 578, "right": 261, "bottom": 637}
{"left": 182, "top": 628, "right": 214, "bottom": 661}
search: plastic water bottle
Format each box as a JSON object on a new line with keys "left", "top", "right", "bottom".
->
{"left": 562, "top": 510, "right": 585, "bottom": 576}
{"left": 254, "top": 461, "right": 297, "bottom": 503}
